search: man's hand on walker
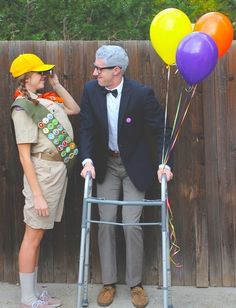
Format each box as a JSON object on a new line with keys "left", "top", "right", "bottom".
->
{"left": 80, "top": 162, "right": 96, "bottom": 179}
{"left": 157, "top": 164, "right": 173, "bottom": 183}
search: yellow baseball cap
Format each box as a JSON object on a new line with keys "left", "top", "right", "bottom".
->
{"left": 10, "top": 53, "right": 55, "bottom": 78}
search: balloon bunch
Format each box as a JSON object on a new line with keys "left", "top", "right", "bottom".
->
{"left": 150, "top": 8, "right": 234, "bottom": 265}
{"left": 150, "top": 9, "right": 233, "bottom": 85}
{"left": 150, "top": 8, "right": 234, "bottom": 163}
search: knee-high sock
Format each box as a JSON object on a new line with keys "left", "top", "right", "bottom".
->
{"left": 19, "top": 272, "right": 37, "bottom": 304}
{"left": 34, "top": 266, "right": 41, "bottom": 297}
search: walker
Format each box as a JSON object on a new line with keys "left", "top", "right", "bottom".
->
{"left": 77, "top": 172, "right": 173, "bottom": 308}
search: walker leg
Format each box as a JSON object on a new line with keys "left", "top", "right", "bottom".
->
{"left": 161, "top": 176, "right": 173, "bottom": 308}
{"left": 81, "top": 202, "right": 92, "bottom": 307}
{"left": 166, "top": 225, "right": 173, "bottom": 308}
{"left": 77, "top": 227, "right": 87, "bottom": 308}
{"left": 77, "top": 222, "right": 90, "bottom": 307}
{"left": 77, "top": 174, "right": 93, "bottom": 308}
{"left": 162, "top": 230, "right": 168, "bottom": 308}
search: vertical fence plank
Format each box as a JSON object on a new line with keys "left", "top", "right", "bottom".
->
{"left": 192, "top": 84, "right": 209, "bottom": 287}
{"left": 203, "top": 64, "right": 222, "bottom": 286}
{"left": 227, "top": 41, "right": 236, "bottom": 287}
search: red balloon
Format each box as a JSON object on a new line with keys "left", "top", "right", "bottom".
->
{"left": 194, "top": 12, "right": 234, "bottom": 58}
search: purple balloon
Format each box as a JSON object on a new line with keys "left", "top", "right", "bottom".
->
{"left": 176, "top": 32, "right": 218, "bottom": 85}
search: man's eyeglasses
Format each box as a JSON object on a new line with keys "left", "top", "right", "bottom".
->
{"left": 93, "top": 64, "right": 121, "bottom": 74}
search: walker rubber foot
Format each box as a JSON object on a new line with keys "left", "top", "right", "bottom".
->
{"left": 82, "top": 299, "right": 88, "bottom": 307}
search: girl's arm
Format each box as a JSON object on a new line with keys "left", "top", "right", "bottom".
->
{"left": 17, "top": 143, "right": 49, "bottom": 217}
{"left": 48, "top": 73, "right": 80, "bottom": 115}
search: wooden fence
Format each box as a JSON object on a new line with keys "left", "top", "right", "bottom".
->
{"left": 0, "top": 40, "right": 236, "bottom": 287}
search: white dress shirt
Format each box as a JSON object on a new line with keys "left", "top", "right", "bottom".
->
{"left": 82, "top": 78, "right": 123, "bottom": 166}
{"left": 106, "top": 78, "right": 124, "bottom": 152}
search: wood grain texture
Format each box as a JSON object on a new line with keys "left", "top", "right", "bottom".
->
{"left": 1, "top": 41, "right": 236, "bottom": 286}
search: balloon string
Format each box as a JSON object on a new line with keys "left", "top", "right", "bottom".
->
{"left": 161, "top": 65, "right": 171, "bottom": 164}
{"left": 165, "top": 86, "right": 192, "bottom": 158}
{"left": 163, "top": 85, "right": 190, "bottom": 164}
{"left": 164, "top": 99, "right": 191, "bottom": 164}
{"left": 163, "top": 86, "right": 189, "bottom": 164}
{"left": 167, "top": 198, "right": 182, "bottom": 268}
{"left": 163, "top": 84, "right": 197, "bottom": 164}
{"left": 167, "top": 88, "right": 184, "bottom": 150}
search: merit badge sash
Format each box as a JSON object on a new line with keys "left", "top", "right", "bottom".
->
{"left": 11, "top": 98, "right": 78, "bottom": 172}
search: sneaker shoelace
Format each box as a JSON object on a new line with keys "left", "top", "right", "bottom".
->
{"left": 32, "top": 299, "right": 47, "bottom": 308}
{"left": 39, "top": 289, "right": 50, "bottom": 302}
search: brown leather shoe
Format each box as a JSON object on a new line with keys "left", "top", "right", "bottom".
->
{"left": 97, "top": 285, "right": 116, "bottom": 306}
{"left": 131, "top": 286, "right": 148, "bottom": 308}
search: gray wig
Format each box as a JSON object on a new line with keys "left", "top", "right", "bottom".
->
{"left": 95, "top": 45, "right": 129, "bottom": 74}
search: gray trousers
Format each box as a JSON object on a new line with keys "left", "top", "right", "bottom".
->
{"left": 97, "top": 156, "right": 145, "bottom": 287}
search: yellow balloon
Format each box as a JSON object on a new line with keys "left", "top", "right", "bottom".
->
{"left": 150, "top": 8, "right": 192, "bottom": 65}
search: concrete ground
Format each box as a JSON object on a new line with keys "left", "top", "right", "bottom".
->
{"left": 0, "top": 282, "right": 236, "bottom": 308}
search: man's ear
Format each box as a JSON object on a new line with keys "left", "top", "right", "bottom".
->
{"left": 113, "top": 67, "right": 121, "bottom": 76}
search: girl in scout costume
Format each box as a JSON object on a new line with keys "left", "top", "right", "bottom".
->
{"left": 10, "top": 53, "right": 80, "bottom": 308}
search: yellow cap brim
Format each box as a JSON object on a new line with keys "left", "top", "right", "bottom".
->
{"left": 31, "top": 64, "right": 55, "bottom": 72}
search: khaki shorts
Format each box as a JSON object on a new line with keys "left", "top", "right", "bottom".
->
{"left": 23, "top": 157, "right": 68, "bottom": 229}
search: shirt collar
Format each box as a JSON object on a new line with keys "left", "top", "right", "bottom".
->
{"left": 105, "top": 77, "right": 124, "bottom": 96}
{"left": 29, "top": 91, "right": 39, "bottom": 99}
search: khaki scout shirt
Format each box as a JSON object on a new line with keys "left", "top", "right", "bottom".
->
{"left": 12, "top": 93, "right": 74, "bottom": 154}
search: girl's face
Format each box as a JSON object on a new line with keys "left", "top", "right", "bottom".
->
{"left": 25, "top": 72, "right": 46, "bottom": 92}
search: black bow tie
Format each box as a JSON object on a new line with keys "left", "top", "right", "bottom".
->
{"left": 104, "top": 88, "right": 118, "bottom": 98}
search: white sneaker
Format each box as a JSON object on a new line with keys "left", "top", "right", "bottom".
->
{"left": 39, "top": 290, "right": 62, "bottom": 307}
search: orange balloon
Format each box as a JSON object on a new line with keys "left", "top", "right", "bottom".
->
{"left": 194, "top": 12, "right": 234, "bottom": 58}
